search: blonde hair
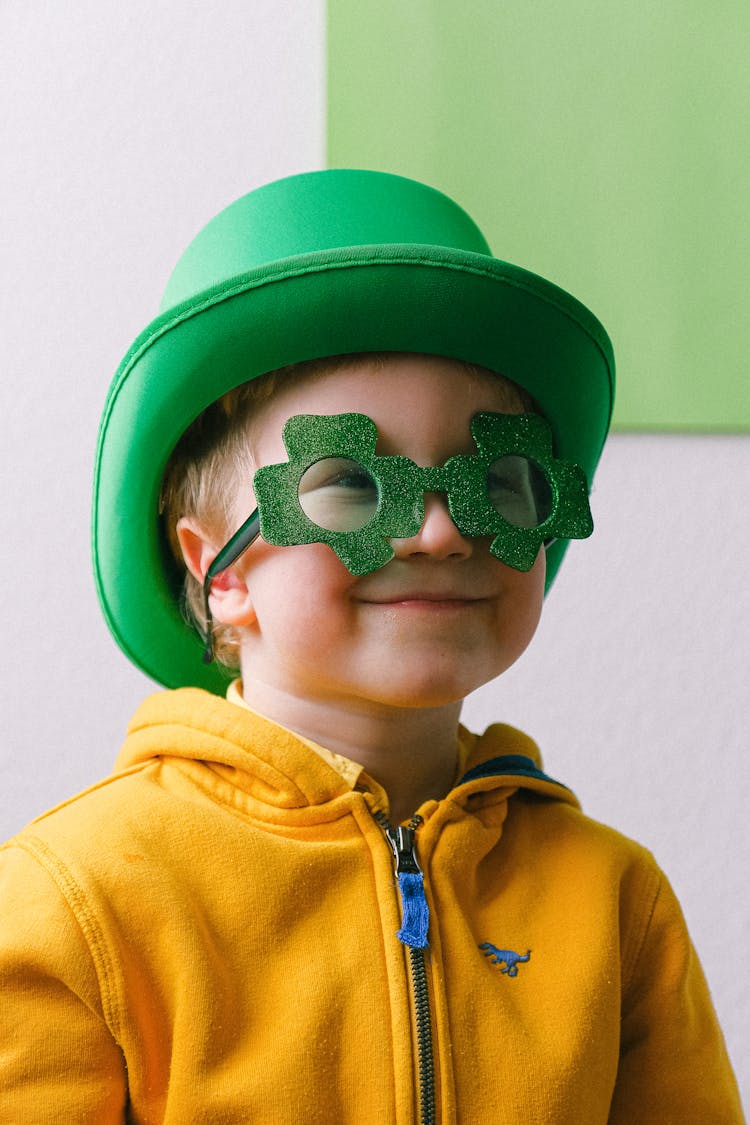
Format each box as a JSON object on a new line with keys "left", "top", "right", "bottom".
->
{"left": 160, "top": 353, "right": 534, "bottom": 667}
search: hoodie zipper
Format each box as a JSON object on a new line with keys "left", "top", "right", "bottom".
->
{"left": 377, "top": 812, "right": 436, "bottom": 1125}
{"left": 368, "top": 755, "right": 569, "bottom": 1121}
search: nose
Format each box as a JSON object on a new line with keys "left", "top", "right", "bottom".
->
{"left": 390, "top": 491, "right": 473, "bottom": 561}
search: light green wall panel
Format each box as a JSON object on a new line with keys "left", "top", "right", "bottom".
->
{"left": 328, "top": 1, "right": 749, "bottom": 431}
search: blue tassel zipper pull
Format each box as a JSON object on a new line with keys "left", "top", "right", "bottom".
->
{"left": 386, "top": 822, "right": 430, "bottom": 949}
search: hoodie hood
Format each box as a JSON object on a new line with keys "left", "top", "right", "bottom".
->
{"left": 116, "top": 688, "right": 579, "bottom": 816}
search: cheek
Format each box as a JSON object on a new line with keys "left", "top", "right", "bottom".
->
{"left": 520, "top": 557, "right": 546, "bottom": 634}
{"left": 497, "top": 551, "right": 546, "bottom": 640}
{"left": 244, "top": 543, "right": 355, "bottom": 622}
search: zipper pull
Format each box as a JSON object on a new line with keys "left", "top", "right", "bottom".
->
{"left": 385, "top": 820, "right": 430, "bottom": 949}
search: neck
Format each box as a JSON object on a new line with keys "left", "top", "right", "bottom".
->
{"left": 238, "top": 676, "right": 462, "bottom": 825}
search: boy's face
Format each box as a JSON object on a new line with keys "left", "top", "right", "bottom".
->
{"left": 216, "top": 355, "right": 545, "bottom": 712}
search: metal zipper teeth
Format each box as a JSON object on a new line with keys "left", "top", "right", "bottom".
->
{"left": 409, "top": 944, "right": 436, "bottom": 1125}
{"left": 376, "top": 810, "right": 437, "bottom": 1125}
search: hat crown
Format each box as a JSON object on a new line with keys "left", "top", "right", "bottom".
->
{"left": 160, "top": 169, "right": 492, "bottom": 312}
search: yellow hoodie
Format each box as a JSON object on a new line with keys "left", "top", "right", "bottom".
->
{"left": 0, "top": 689, "right": 743, "bottom": 1123}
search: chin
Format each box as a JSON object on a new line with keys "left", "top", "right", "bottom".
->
{"left": 366, "top": 667, "right": 499, "bottom": 710}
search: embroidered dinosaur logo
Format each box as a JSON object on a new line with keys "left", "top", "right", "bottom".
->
{"left": 479, "top": 943, "right": 531, "bottom": 977}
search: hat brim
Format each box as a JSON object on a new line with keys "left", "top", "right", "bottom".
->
{"left": 93, "top": 243, "right": 614, "bottom": 692}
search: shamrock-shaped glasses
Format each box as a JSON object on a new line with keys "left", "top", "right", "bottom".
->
{"left": 200, "top": 411, "right": 592, "bottom": 660}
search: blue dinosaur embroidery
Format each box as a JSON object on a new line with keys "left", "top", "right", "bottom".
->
{"left": 479, "top": 943, "right": 531, "bottom": 977}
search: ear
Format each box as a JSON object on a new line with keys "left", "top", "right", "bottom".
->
{"left": 176, "top": 517, "right": 257, "bottom": 627}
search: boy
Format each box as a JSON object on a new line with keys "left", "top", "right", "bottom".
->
{"left": 0, "top": 170, "right": 743, "bottom": 1122}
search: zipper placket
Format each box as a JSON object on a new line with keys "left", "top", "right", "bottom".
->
{"left": 377, "top": 811, "right": 436, "bottom": 1125}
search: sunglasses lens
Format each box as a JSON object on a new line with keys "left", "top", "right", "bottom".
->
{"left": 298, "top": 458, "right": 380, "bottom": 532}
{"left": 487, "top": 455, "right": 553, "bottom": 529}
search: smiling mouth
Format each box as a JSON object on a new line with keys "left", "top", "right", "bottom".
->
{"left": 362, "top": 594, "right": 487, "bottom": 607}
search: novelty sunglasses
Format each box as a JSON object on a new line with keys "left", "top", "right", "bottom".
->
{"left": 201, "top": 411, "right": 593, "bottom": 660}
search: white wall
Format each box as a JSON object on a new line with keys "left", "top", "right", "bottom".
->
{"left": 2, "top": 2, "right": 747, "bottom": 1108}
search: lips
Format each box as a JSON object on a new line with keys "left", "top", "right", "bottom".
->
{"left": 357, "top": 590, "right": 487, "bottom": 605}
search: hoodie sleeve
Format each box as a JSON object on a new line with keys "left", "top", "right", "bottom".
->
{"left": 0, "top": 841, "right": 127, "bottom": 1122}
{"left": 609, "top": 868, "right": 744, "bottom": 1123}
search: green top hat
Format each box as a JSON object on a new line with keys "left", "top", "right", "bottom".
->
{"left": 92, "top": 169, "right": 615, "bottom": 692}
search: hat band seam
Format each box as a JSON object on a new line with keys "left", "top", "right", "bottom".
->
{"left": 130, "top": 252, "right": 612, "bottom": 379}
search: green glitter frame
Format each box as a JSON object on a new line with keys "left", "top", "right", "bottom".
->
{"left": 251, "top": 411, "right": 593, "bottom": 576}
